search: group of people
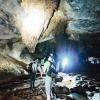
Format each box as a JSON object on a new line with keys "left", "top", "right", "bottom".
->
{"left": 26, "top": 54, "right": 60, "bottom": 100}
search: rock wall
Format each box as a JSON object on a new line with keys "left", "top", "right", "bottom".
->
{"left": 0, "top": 54, "right": 27, "bottom": 83}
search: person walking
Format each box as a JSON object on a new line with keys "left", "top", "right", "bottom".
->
{"left": 27, "top": 58, "right": 40, "bottom": 91}
{"left": 43, "top": 56, "right": 55, "bottom": 100}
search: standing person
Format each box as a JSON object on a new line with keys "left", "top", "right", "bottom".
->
{"left": 56, "top": 61, "right": 60, "bottom": 72}
{"left": 27, "top": 58, "right": 40, "bottom": 91}
{"left": 40, "top": 57, "right": 46, "bottom": 78}
{"left": 43, "top": 56, "right": 54, "bottom": 100}
{"left": 50, "top": 53, "right": 55, "bottom": 62}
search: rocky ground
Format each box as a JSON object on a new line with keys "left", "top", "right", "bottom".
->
{"left": 0, "top": 72, "right": 100, "bottom": 100}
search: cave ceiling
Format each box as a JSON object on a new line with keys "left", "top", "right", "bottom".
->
{"left": 0, "top": 0, "right": 100, "bottom": 61}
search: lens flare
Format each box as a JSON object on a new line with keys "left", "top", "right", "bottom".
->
{"left": 62, "top": 58, "right": 69, "bottom": 67}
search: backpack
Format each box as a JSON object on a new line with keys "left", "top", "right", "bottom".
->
{"left": 47, "top": 62, "right": 58, "bottom": 78}
{"left": 29, "top": 61, "right": 38, "bottom": 73}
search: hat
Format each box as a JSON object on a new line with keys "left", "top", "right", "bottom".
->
{"left": 50, "top": 53, "right": 53, "bottom": 56}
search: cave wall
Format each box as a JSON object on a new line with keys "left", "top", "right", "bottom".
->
{"left": 0, "top": 54, "right": 27, "bottom": 83}
{"left": 0, "top": 0, "right": 100, "bottom": 83}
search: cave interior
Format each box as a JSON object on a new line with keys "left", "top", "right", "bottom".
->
{"left": 0, "top": 0, "right": 100, "bottom": 100}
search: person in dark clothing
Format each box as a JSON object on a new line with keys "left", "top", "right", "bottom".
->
{"left": 27, "top": 58, "right": 40, "bottom": 90}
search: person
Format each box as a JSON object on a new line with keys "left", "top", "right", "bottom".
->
{"left": 43, "top": 56, "right": 55, "bottom": 100}
{"left": 50, "top": 53, "right": 55, "bottom": 62}
{"left": 56, "top": 61, "right": 60, "bottom": 72}
{"left": 40, "top": 57, "right": 46, "bottom": 78}
{"left": 27, "top": 58, "right": 40, "bottom": 90}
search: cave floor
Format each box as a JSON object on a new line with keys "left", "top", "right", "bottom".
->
{"left": 0, "top": 72, "right": 100, "bottom": 100}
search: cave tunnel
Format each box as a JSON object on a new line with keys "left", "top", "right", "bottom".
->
{"left": 0, "top": 0, "right": 100, "bottom": 100}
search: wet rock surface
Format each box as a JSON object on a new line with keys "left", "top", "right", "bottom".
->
{"left": 0, "top": 72, "right": 100, "bottom": 100}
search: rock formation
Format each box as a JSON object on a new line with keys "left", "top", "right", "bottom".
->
{"left": 0, "top": 0, "right": 100, "bottom": 83}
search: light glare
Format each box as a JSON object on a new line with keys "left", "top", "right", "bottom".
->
{"left": 22, "top": 8, "right": 46, "bottom": 36}
{"left": 62, "top": 58, "right": 69, "bottom": 67}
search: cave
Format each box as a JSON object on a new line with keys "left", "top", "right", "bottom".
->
{"left": 0, "top": 0, "right": 100, "bottom": 100}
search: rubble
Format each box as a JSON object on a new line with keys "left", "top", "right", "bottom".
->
{"left": 0, "top": 72, "right": 100, "bottom": 100}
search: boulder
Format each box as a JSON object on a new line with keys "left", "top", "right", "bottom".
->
{"left": 71, "top": 86, "right": 87, "bottom": 97}
{"left": 52, "top": 86, "right": 69, "bottom": 95}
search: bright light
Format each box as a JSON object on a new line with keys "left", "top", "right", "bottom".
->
{"left": 62, "top": 58, "right": 69, "bottom": 67}
{"left": 21, "top": 6, "right": 46, "bottom": 52}
{"left": 22, "top": 8, "right": 46, "bottom": 36}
